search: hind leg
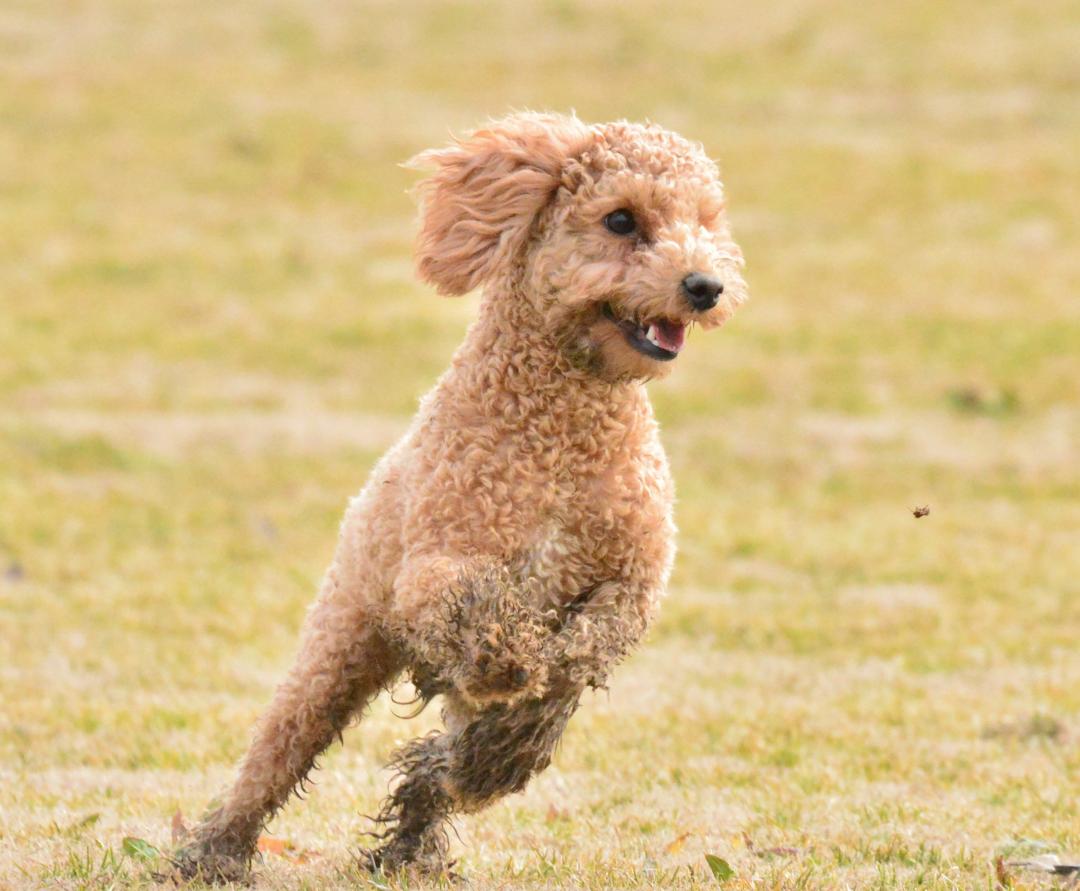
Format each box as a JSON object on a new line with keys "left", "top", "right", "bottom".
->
{"left": 365, "top": 690, "right": 581, "bottom": 877}
{"left": 175, "top": 566, "right": 402, "bottom": 883}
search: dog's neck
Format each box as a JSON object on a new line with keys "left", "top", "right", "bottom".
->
{"left": 442, "top": 282, "right": 649, "bottom": 427}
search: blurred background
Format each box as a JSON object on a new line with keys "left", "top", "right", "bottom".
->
{"left": 1, "top": 2, "right": 1077, "bottom": 888}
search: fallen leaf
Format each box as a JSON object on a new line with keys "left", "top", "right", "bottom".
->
{"left": 171, "top": 809, "right": 188, "bottom": 845}
{"left": 122, "top": 836, "right": 160, "bottom": 861}
{"left": 257, "top": 835, "right": 289, "bottom": 856}
{"left": 665, "top": 831, "right": 692, "bottom": 854}
{"left": 994, "top": 856, "right": 1011, "bottom": 889}
{"left": 705, "top": 853, "right": 734, "bottom": 882}
{"left": 256, "top": 835, "right": 320, "bottom": 864}
{"left": 545, "top": 803, "right": 568, "bottom": 822}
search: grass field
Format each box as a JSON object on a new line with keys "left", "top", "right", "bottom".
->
{"left": 1, "top": 1, "right": 1078, "bottom": 888}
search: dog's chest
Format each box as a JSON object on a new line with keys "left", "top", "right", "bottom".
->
{"left": 519, "top": 520, "right": 598, "bottom": 607}
{"left": 517, "top": 458, "right": 673, "bottom": 607}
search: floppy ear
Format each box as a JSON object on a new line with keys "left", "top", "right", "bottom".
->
{"left": 407, "top": 112, "right": 592, "bottom": 296}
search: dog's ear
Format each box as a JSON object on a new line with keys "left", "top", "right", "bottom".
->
{"left": 407, "top": 112, "right": 591, "bottom": 296}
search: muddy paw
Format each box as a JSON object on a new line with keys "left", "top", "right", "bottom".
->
{"left": 359, "top": 838, "right": 458, "bottom": 882}
{"left": 168, "top": 840, "right": 253, "bottom": 885}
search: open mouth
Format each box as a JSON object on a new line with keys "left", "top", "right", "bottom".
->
{"left": 602, "top": 303, "right": 686, "bottom": 362}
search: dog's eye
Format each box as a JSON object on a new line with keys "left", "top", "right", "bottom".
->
{"left": 603, "top": 209, "right": 637, "bottom": 236}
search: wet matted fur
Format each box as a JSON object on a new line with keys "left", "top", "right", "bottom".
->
{"left": 171, "top": 111, "right": 746, "bottom": 883}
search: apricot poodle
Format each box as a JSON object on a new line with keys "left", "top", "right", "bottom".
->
{"left": 173, "top": 111, "right": 747, "bottom": 883}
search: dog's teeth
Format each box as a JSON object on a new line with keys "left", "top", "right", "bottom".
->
{"left": 645, "top": 325, "right": 660, "bottom": 347}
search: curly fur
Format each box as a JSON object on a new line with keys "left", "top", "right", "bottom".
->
{"left": 171, "top": 111, "right": 746, "bottom": 883}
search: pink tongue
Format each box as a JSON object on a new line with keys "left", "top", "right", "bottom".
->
{"left": 653, "top": 319, "right": 686, "bottom": 352}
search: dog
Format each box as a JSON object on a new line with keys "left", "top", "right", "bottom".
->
{"left": 173, "top": 111, "right": 746, "bottom": 882}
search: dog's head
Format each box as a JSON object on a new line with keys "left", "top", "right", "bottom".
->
{"left": 410, "top": 112, "right": 746, "bottom": 381}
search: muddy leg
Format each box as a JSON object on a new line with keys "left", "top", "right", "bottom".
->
{"left": 365, "top": 690, "right": 581, "bottom": 877}
{"left": 393, "top": 559, "right": 558, "bottom": 709}
{"left": 362, "top": 732, "right": 456, "bottom": 875}
{"left": 174, "top": 571, "right": 402, "bottom": 883}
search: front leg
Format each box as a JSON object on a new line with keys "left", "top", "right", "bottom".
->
{"left": 390, "top": 556, "right": 558, "bottom": 708}
{"left": 544, "top": 580, "right": 654, "bottom": 693}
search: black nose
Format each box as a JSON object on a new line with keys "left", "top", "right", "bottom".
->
{"left": 681, "top": 272, "right": 724, "bottom": 311}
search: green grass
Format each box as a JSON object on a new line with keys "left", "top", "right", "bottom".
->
{"left": 1, "top": 0, "right": 1078, "bottom": 888}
